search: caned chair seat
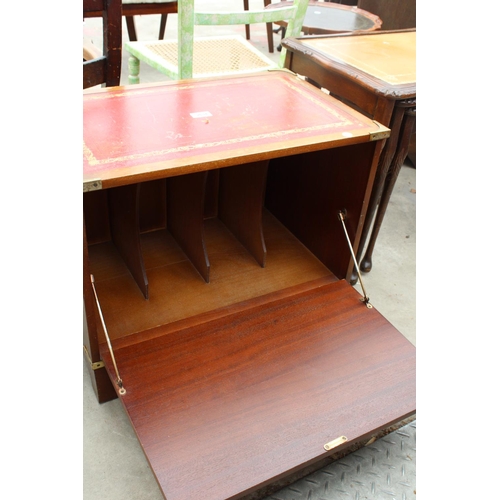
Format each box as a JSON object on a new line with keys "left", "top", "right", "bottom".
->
{"left": 127, "top": 35, "right": 278, "bottom": 80}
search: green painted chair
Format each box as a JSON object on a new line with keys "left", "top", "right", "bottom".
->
{"left": 125, "top": 0, "right": 308, "bottom": 83}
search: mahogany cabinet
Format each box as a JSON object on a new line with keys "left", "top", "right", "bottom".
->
{"left": 83, "top": 71, "right": 415, "bottom": 500}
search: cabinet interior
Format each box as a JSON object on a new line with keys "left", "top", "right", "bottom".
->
{"left": 84, "top": 148, "right": 372, "bottom": 344}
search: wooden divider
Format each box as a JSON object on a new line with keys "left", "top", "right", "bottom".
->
{"left": 139, "top": 179, "right": 167, "bottom": 233}
{"left": 167, "top": 171, "right": 211, "bottom": 283}
{"left": 108, "top": 183, "right": 149, "bottom": 299}
{"left": 88, "top": 163, "right": 269, "bottom": 297}
{"left": 218, "top": 161, "right": 268, "bottom": 268}
{"left": 204, "top": 170, "right": 220, "bottom": 219}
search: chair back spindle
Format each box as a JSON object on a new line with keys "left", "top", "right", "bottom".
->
{"left": 83, "top": 0, "right": 122, "bottom": 88}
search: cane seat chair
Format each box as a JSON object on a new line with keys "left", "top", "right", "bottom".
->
{"left": 125, "top": 0, "right": 308, "bottom": 83}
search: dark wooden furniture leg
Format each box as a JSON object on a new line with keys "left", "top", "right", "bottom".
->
{"left": 244, "top": 0, "right": 274, "bottom": 52}
{"left": 125, "top": 13, "right": 168, "bottom": 41}
{"left": 349, "top": 104, "right": 406, "bottom": 284}
{"left": 125, "top": 16, "right": 138, "bottom": 42}
{"left": 244, "top": 0, "right": 250, "bottom": 40}
{"left": 159, "top": 13, "right": 168, "bottom": 39}
{"left": 361, "top": 101, "right": 416, "bottom": 272}
{"left": 264, "top": 0, "right": 274, "bottom": 53}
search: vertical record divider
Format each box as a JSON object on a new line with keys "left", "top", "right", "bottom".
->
{"left": 108, "top": 183, "right": 149, "bottom": 299}
{"left": 167, "top": 171, "right": 211, "bottom": 283}
{"left": 218, "top": 161, "right": 268, "bottom": 267}
{"left": 204, "top": 170, "right": 220, "bottom": 219}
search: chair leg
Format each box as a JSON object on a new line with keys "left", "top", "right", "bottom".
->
{"left": 128, "top": 56, "right": 140, "bottom": 84}
{"left": 243, "top": 0, "right": 274, "bottom": 52}
{"left": 125, "top": 16, "right": 138, "bottom": 42}
{"left": 243, "top": 0, "right": 250, "bottom": 40}
{"left": 264, "top": 0, "right": 273, "bottom": 53}
{"left": 266, "top": 23, "right": 274, "bottom": 53}
{"left": 159, "top": 14, "right": 168, "bottom": 40}
{"left": 275, "top": 27, "right": 286, "bottom": 52}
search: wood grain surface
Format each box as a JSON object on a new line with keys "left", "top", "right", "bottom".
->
{"left": 101, "top": 279, "right": 415, "bottom": 500}
{"left": 89, "top": 211, "right": 334, "bottom": 341}
{"left": 83, "top": 72, "right": 413, "bottom": 499}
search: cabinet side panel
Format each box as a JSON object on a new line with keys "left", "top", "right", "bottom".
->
{"left": 83, "top": 218, "right": 117, "bottom": 403}
{"left": 83, "top": 190, "right": 111, "bottom": 245}
{"left": 265, "top": 143, "right": 376, "bottom": 279}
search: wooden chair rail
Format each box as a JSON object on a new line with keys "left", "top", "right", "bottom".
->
{"left": 83, "top": 57, "right": 106, "bottom": 89}
{"left": 84, "top": 1, "right": 178, "bottom": 41}
{"left": 83, "top": 0, "right": 105, "bottom": 13}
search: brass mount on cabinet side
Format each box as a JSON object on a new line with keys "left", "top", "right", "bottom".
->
{"left": 83, "top": 344, "right": 105, "bottom": 370}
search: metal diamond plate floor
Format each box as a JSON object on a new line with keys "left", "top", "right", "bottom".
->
{"left": 263, "top": 421, "right": 416, "bottom": 500}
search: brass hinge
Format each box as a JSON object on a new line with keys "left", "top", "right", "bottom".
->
{"left": 83, "top": 345, "right": 105, "bottom": 370}
{"left": 83, "top": 179, "right": 102, "bottom": 192}
{"left": 324, "top": 435, "right": 348, "bottom": 451}
{"left": 369, "top": 121, "right": 391, "bottom": 141}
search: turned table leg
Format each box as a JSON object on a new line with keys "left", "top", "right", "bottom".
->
{"left": 360, "top": 101, "right": 416, "bottom": 273}
{"left": 349, "top": 104, "right": 404, "bottom": 285}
